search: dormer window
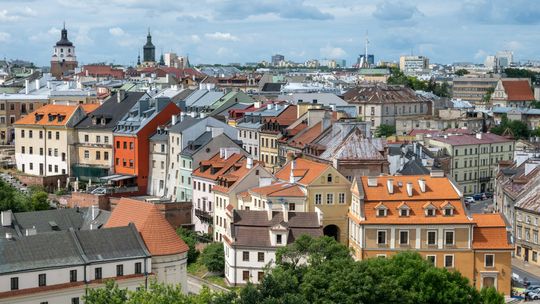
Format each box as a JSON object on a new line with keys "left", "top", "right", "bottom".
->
{"left": 397, "top": 203, "right": 410, "bottom": 217}
{"left": 375, "top": 203, "right": 388, "bottom": 217}
{"left": 441, "top": 202, "right": 455, "bottom": 216}
{"left": 101, "top": 118, "right": 106, "bottom": 125}
{"left": 400, "top": 208, "right": 409, "bottom": 217}
{"left": 92, "top": 117, "right": 97, "bottom": 125}
{"left": 424, "top": 202, "right": 437, "bottom": 217}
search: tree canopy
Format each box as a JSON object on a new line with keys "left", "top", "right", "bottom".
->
{"left": 0, "top": 181, "right": 49, "bottom": 212}
{"left": 491, "top": 114, "right": 530, "bottom": 139}
{"left": 455, "top": 69, "right": 470, "bottom": 76}
{"left": 201, "top": 242, "right": 225, "bottom": 273}
{"left": 176, "top": 227, "right": 200, "bottom": 264}
{"left": 387, "top": 68, "right": 450, "bottom": 97}
{"left": 375, "top": 124, "right": 397, "bottom": 138}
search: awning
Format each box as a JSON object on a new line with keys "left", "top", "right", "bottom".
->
{"left": 100, "top": 174, "right": 136, "bottom": 182}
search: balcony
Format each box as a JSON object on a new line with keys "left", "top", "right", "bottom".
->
{"left": 195, "top": 209, "right": 213, "bottom": 223}
{"left": 479, "top": 177, "right": 491, "bottom": 183}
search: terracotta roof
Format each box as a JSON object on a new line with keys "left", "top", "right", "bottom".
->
{"left": 250, "top": 182, "right": 306, "bottom": 197}
{"left": 193, "top": 153, "right": 245, "bottom": 180}
{"left": 104, "top": 198, "right": 188, "bottom": 256}
{"left": 360, "top": 175, "right": 461, "bottom": 201}
{"left": 288, "top": 122, "right": 323, "bottom": 149}
{"left": 209, "top": 158, "right": 260, "bottom": 194}
{"left": 275, "top": 158, "right": 330, "bottom": 186}
{"left": 429, "top": 133, "right": 513, "bottom": 146}
{"left": 14, "top": 104, "right": 79, "bottom": 126}
{"left": 80, "top": 103, "right": 100, "bottom": 114}
{"left": 473, "top": 227, "right": 513, "bottom": 249}
{"left": 502, "top": 80, "right": 534, "bottom": 101}
{"left": 263, "top": 105, "right": 298, "bottom": 126}
{"left": 473, "top": 213, "right": 508, "bottom": 228}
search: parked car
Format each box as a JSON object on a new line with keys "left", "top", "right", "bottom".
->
{"left": 91, "top": 187, "right": 107, "bottom": 195}
{"left": 526, "top": 287, "right": 540, "bottom": 300}
{"left": 473, "top": 193, "right": 486, "bottom": 201}
{"left": 465, "top": 197, "right": 475, "bottom": 204}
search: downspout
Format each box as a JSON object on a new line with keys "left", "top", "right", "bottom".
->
{"left": 144, "top": 255, "right": 148, "bottom": 290}
{"left": 234, "top": 243, "right": 237, "bottom": 286}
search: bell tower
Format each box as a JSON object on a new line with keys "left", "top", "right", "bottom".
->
{"left": 50, "top": 23, "right": 78, "bottom": 79}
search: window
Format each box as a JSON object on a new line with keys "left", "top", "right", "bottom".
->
{"left": 84, "top": 134, "right": 89, "bottom": 142}
{"left": 130, "top": 142, "right": 134, "bottom": 150}
{"left": 29, "top": 147, "right": 33, "bottom": 154}
{"left": 104, "top": 152, "right": 109, "bottom": 160}
{"left": 20, "top": 130, "right": 25, "bottom": 138}
{"left": 484, "top": 254, "right": 494, "bottom": 268}
{"left": 327, "top": 174, "right": 333, "bottom": 183}
{"left": 289, "top": 203, "right": 296, "bottom": 211}
{"left": 444, "top": 208, "right": 453, "bottom": 216}
{"left": 258, "top": 252, "right": 264, "bottom": 262}
{"left": 84, "top": 150, "right": 89, "bottom": 159}
{"left": 315, "top": 194, "right": 322, "bottom": 205}
{"left": 104, "top": 136, "right": 109, "bottom": 143}
{"left": 377, "top": 230, "right": 387, "bottom": 244}
{"left": 70, "top": 269, "right": 77, "bottom": 282}
{"left": 427, "top": 230, "right": 437, "bottom": 245}
{"left": 38, "top": 273, "right": 46, "bottom": 286}
{"left": 29, "top": 130, "right": 33, "bottom": 138}
{"left": 400, "top": 208, "right": 409, "bottom": 217}
{"left": 10, "top": 277, "right": 18, "bottom": 290}
{"left": 71, "top": 298, "right": 80, "bottom": 304}
{"left": 21, "top": 146, "right": 25, "bottom": 154}
{"left": 242, "top": 251, "right": 250, "bottom": 261}
{"left": 95, "top": 267, "right": 102, "bottom": 280}
{"left": 135, "top": 262, "right": 142, "bottom": 274}
{"left": 258, "top": 271, "right": 264, "bottom": 282}
{"left": 444, "top": 230, "right": 454, "bottom": 246}
{"left": 326, "top": 193, "right": 334, "bottom": 204}
{"left": 399, "top": 230, "right": 409, "bottom": 245}
{"left": 426, "top": 255, "right": 436, "bottom": 266}
{"left": 56, "top": 132, "right": 60, "bottom": 140}
{"left": 377, "top": 207, "right": 387, "bottom": 217}
{"left": 444, "top": 255, "right": 454, "bottom": 268}
{"left": 276, "top": 234, "right": 282, "bottom": 244}
{"left": 96, "top": 135, "right": 101, "bottom": 143}
{"left": 425, "top": 208, "right": 435, "bottom": 217}
{"left": 338, "top": 193, "right": 345, "bottom": 204}
{"left": 39, "top": 148, "right": 43, "bottom": 155}
{"left": 116, "top": 141, "right": 120, "bottom": 148}
{"left": 243, "top": 271, "right": 250, "bottom": 282}
{"left": 116, "top": 264, "right": 124, "bottom": 276}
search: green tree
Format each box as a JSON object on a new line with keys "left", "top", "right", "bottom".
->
{"left": 482, "top": 87, "right": 495, "bottom": 103}
{"left": 504, "top": 68, "right": 539, "bottom": 83}
{"left": 455, "top": 69, "right": 470, "bottom": 76}
{"left": 176, "top": 227, "right": 200, "bottom": 263}
{"left": 83, "top": 280, "right": 128, "bottom": 304}
{"left": 29, "top": 191, "right": 49, "bottom": 211}
{"left": 480, "top": 287, "right": 505, "bottom": 304}
{"left": 491, "top": 114, "right": 530, "bottom": 139}
{"left": 201, "top": 242, "right": 225, "bottom": 273}
{"left": 375, "top": 124, "right": 397, "bottom": 137}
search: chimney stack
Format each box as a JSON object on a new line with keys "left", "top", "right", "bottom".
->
{"left": 117, "top": 89, "right": 126, "bottom": 103}
{"left": 246, "top": 157, "right": 253, "bottom": 169}
{"left": 367, "top": 177, "right": 378, "bottom": 187}
{"left": 418, "top": 178, "right": 426, "bottom": 193}
{"left": 289, "top": 159, "right": 296, "bottom": 183}
{"left": 35, "top": 79, "right": 40, "bottom": 90}
{"left": 267, "top": 201, "right": 273, "bottom": 221}
{"left": 1, "top": 210, "right": 12, "bottom": 227}
{"left": 90, "top": 205, "right": 99, "bottom": 221}
{"left": 406, "top": 182, "right": 413, "bottom": 197}
{"left": 171, "top": 114, "right": 177, "bottom": 125}
{"left": 476, "top": 133, "right": 483, "bottom": 140}
{"left": 282, "top": 202, "right": 289, "bottom": 222}
{"left": 25, "top": 80, "right": 30, "bottom": 94}
{"left": 386, "top": 179, "right": 394, "bottom": 194}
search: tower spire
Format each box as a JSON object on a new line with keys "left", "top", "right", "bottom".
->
{"left": 63, "top": 21, "right": 66, "bottom": 30}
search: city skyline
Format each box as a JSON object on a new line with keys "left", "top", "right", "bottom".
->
{"left": 0, "top": 0, "right": 539, "bottom": 66}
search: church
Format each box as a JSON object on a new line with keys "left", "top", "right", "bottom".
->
{"left": 50, "top": 23, "right": 78, "bottom": 79}
{"left": 137, "top": 29, "right": 164, "bottom": 68}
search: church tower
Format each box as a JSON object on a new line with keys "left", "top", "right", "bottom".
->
{"left": 142, "top": 29, "right": 156, "bottom": 66}
{"left": 50, "top": 23, "right": 78, "bottom": 79}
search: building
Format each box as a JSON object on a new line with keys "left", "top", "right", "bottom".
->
{"left": 50, "top": 24, "right": 78, "bottom": 79}
{"left": 496, "top": 50, "right": 514, "bottom": 69}
{"left": 163, "top": 53, "right": 189, "bottom": 69}
{"left": 259, "top": 105, "right": 298, "bottom": 172}
{"left": 452, "top": 76, "right": 500, "bottom": 103}
{"left": 104, "top": 198, "right": 189, "bottom": 292}
{"left": 492, "top": 107, "right": 540, "bottom": 131}
{"left": 343, "top": 84, "right": 432, "bottom": 130}
{"left": 141, "top": 29, "right": 156, "bottom": 67}
{"left": 14, "top": 104, "right": 92, "bottom": 188}
{"left": 73, "top": 91, "right": 145, "bottom": 182}
{"left": 399, "top": 56, "right": 429, "bottom": 75}
{"left": 275, "top": 158, "right": 352, "bottom": 243}
{"left": 513, "top": 176, "right": 540, "bottom": 266}
{"left": 271, "top": 54, "right": 285, "bottom": 66}
{"left": 110, "top": 96, "right": 180, "bottom": 194}
{"left": 147, "top": 127, "right": 169, "bottom": 197}
{"left": 396, "top": 108, "right": 485, "bottom": 136}
{"left": 425, "top": 133, "right": 515, "bottom": 194}
{"left": 348, "top": 174, "right": 513, "bottom": 295}
{"left": 358, "top": 68, "right": 391, "bottom": 83}
{"left": 223, "top": 208, "right": 322, "bottom": 285}
{"left": 0, "top": 93, "right": 48, "bottom": 144}
{"left": 490, "top": 79, "right": 535, "bottom": 108}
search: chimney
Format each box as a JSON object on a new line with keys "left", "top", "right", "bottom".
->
{"left": 25, "top": 79, "right": 30, "bottom": 94}
{"left": 430, "top": 170, "right": 445, "bottom": 178}
{"left": 180, "top": 112, "right": 186, "bottom": 122}
{"left": 289, "top": 159, "right": 296, "bottom": 183}
{"left": 5, "top": 232, "right": 13, "bottom": 239}
{"left": 190, "top": 112, "right": 197, "bottom": 118}
{"left": 254, "top": 101, "right": 261, "bottom": 108}
{"left": 282, "top": 202, "right": 289, "bottom": 222}
{"left": 246, "top": 157, "right": 253, "bottom": 169}
{"left": 25, "top": 226, "right": 37, "bottom": 236}
{"left": 171, "top": 114, "right": 177, "bottom": 125}
{"left": 117, "top": 89, "right": 126, "bottom": 103}
{"left": 200, "top": 112, "right": 206, "bottom": 119}
{"left": 220, "top": 148, "right": 225, "bottom": 159}
{"left": 418, "top": 178, "right": 426, "bottom": 193}
{"left": 386, "top": 179, "right": 394, "bottom": 194}
{"left": 267, "top": 103, "right": 273, "bottom": 110}
{"left": 267, "top": 200, "right": 273, "bottom": 221}
{"left": 476, "top": 133, "right": 483, "bottom": 140}
{"left": 406, "top": 182, "right": 413, "bottom": 197}
{"left": 1, "top": 210, "right": 12, "bottom": 226}
{"left": 367, "top": 177, "right": 378, "bottom": 187}
{"left": 90, "top": 205, "right": 99, "bottom": 221}
{"left": 35, "top": 79, "right": 40, "bottom": 90}
{"left": 47, "top": 81, "right": 51, "bottom": 89}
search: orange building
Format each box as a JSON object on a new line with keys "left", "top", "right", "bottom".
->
{"left": 110, "top": 98, "right": 180, "bottom": 193}
{"left": 348, "top": 173, "right": 513, "bottom": 295}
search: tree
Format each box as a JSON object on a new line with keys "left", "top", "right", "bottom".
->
{"left": 480, "top": 287, "right": 505, "bottom": 304}
{"left": 201, "top": 242, "right": 225, "bottom": 273}
{"left": 482, "top": 87, "right": 495, "bottom": 103}
{"left": 491, "top": 114, "right": 530, "bottom": 139}
{"left": 455, "top": 69, "right": 470, "bottom": 76}
{"left": 176, "top": 227, "right": 199, "bottom": 263}
{"left": 29, "top": 191, "right": 49, "bottom": 211}
{"left": 83, "top": 280, "right": 128, "bottom": 304}
{"left": 375, "top": 124, "right": 396, "bottom": 137}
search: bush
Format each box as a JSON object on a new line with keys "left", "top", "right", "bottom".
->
{"left": 201, "top": 242, "right": 225, "bottom": 273}
{"left": 176, "top": 227, "right": 199, "bottom": 263}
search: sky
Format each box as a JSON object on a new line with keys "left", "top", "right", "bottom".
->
{"left": 0, "top": 0, "right": 539, "bottom": 67}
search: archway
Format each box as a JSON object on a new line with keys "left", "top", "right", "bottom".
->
{"left": 323, "top": 224, "right": 340, "bottom": 242}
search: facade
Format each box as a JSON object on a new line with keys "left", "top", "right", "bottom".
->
{"left": 348, "top": 175, "right": 512, "bottom": 295}
{"left": 274, "top": 158, "right": 352, "bottom": 243}
{"left": 50, "top": 24, "right": 78, "bottom": 79}
{"left": 73, "top": 91, "right": 145, "bottom": 182}
{"left": 399, "top": 55, "right": 429, "bottom": 75}
{"left": 259, "top": 105, "right": 298, "bottom": 172}
{"left": 490, "top": 79, "right": 535, "bottom": 108}
{"left": 148, "top": 127, "right": 169, "bottom": 197}
{"left": 514, "top": 177, "right": 540, "bottom": 266}
{"left": 0, "top": 94, "right": 48, "bottom": 144}
{"left": 112, "top": 96, "right": 180, "bottom": 193}
{"left": 395, "top": 109, "right": 485, "bottom": 136}
{"left": 343, "top": 84, "right": 432, "bottom": 130}
{"left": 425, "top": 133, "right": 515, "bottom": 194}
{"left": 14, "top": 104, "right": 88, "bottom": 178}
{"left": 223, "top": 208, "right": 322, "bottom": 285}
{"left": 452, "top": 76, "right": 500, "bottom": 103}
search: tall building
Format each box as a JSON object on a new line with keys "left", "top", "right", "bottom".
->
{"left": 357, "top": 54, "right": 374, "bottom": 67}
{"left": 496, "top": 50, "right": 514, "bottom": 68}
{"left": 271, "top": 54, "right": 284, "bottom": 66}
{"left": 399, "top": 55, "right": 429, "bottom": 75}
{"left": 142, "top": 29, "right": 156, "bottom": 66}
{"left": 50, "top": 23, "right": 78, "bottom": 79}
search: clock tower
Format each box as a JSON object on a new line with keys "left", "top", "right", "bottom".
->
{"left": 50, "top": 23, "right": 78, "bottom": 79}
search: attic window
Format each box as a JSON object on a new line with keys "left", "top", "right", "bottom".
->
{"left": 377, "top": 209, "right": 387, "bottom": 217}
{"left": 375, "top": 203, "right": 388, "bottom": 217}
{"left": 425, "top": 207, "right": 436, "bottom": 217}
{"left": 57, "top": 115, "right": 65, "bottom": 122}
{"left": 48, "top": 114, "right": 56, "bottom": 122}
{"left": 327, "top": 174, "right": 333, "bottom": 183}
{"left": 92, "top": 117, "right": 97, "bottom": 125}
{"left": 101, "top": 118, "right": 106, "bottom": 125}
{"left": 442, "top": 203, "right": 455, "bottom": 216}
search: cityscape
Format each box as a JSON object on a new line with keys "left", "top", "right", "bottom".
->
{"left": 1, "top": 1, "right": 540, "bottom": 303}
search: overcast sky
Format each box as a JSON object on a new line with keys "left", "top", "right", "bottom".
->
{"left": 0, "top": 0, "right": 539, "bottom": 67}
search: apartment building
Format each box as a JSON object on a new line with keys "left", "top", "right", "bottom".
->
{"left": 426, "top": 133, "right": 515, "bottom": 194}
{"left": 274, "top": 158, "right": 351, "bottom": 243}
{"left": 259, "top": 105, "right": 297, "bottom": 172}
{"left": 452, "top": 76, "right": 500, "bottom": 104}
{"left": 223, "top": 208, "right": 322, "bottom": 285}
{"left": 148, "top": 127, "right": 169, "bottom": 197}
{"left": 14, "top": 104, "right": 88, "bottom": 182}
{"left": 514, "top": 176, "right": 540, "bottom": 267}
{"left": 0, "top": 93, "right": 48, "bottom": 144}
{"left": 238, "top": 181, "right": 307, "bottom": 213}
{"left": 343, "top": 84, "right": 432, "bottom": 130}
{"left": 399, "top": 55, "right": 429, "bottom": 75}
{"left": 73, "top": 91, "right": 145, "bottom": 182}
{"left": 348, "top": 174, "right": 512, "bottom": 295}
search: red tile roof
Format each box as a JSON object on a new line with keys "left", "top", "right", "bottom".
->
{"left": 473, "top": 226, "right": 513, "bottom": 249}
{"left": 14, "top": 104, "right": 79, "bottom": 126}
{"left": 275, "top": 158, "right": 330, "bottom": 186}
{"left": 502, "top": 80, "right": 534, "bottom": 101}
{"left": 429, "top": 133, "right": 513, "bottom": 146}
{"left": 250, "top": 182, "right": 306, "bottom": 197}
{"left": 104, "top": 198, "right": 188, "bottom": 256}
{"left": 288, "top": 122, "right": 323, "bottom": 149}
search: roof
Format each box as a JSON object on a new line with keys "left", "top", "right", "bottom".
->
{"left": 14, "top": 104, "right": 79, "bottom": 126}
{"left": 104, "top": 198, "right": 188, "bottom": 256}
{"left": 398, "top": 158, "right": 430, "bottom": 175}
{"left": 180, "top": 132, "right": 213, "bottom": 157}
{"left": 261, "top": 83, "right": 284, "bottom": 92}
{"left": 275, "top": 158, "right": 330, "bottom": 186}
{"left": 278, "top": 93, "right": 349, "bottom": 107}
{"left": 250, "top": 182, "right": 306, "bottom": 198}
{"left": 429, "top": 133, "right": 514, "bottom": 146}
{"left": 473, "top": 213, "right": 508, "bottom": 228}
{"left": 288, "top": 122, "right": 323, "bottom": 149}
{"left": 343, "top": 84, "right": 432, "bottom": 104}
{"left": 193, "top": 152, "right": 245, "bottom": 180}
{"left": 76, "top": 92, "right": 146, "bottom": 130}
{"left": 318, "top": 126, "right": 386, "bottom": 161}
{"left": 472, "top": 214, "right": 512, "bottom": 250}
{"left": 263, "top": 104, "right": 298, "bottom": 126}
{"left": 80, "top": 104, "right": 100, "bottom": 114}
{"left": 501, "top": 80, "right": 534, "bottom": 101}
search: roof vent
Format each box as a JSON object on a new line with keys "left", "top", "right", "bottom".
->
{"left": 386, "top": 179, "right": 394, "bottom": 194}
{"left": 406, "top": 182, "right": 413, "bottom": 197}
{"left": 418, "top": 178, "right": 426, "bottom": 193}
{"left": 49, "top": 221, "right": 60, "bottom": 231}
{"left": 367, "top": 177, "right": 378, "bottom": 187}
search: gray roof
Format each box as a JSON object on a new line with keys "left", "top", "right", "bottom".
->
{"left": 398, "top": 158, "right": 430, "bottom": 175}
{"left": 150, "top": 129, "right": 169, "bottom": 142}
{"left": 76, "top": 226, "right": 150, "bottom": 262}
{"left": 168, "top": 116, "right": 202, "bottom": 133}
{"left": 278, "top": 93, "right": 349, "bottom": 106}
{"left": 180, "top": 131, "right": 213, "bottom": 157}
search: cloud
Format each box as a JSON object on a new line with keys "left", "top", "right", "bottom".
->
{"left": 204, "top": 32, "right": 239, "bottom": 41}
{"left": 109, "top": 27, "right": 125, "bottom": 36}
{"left": 190, "top": 34, "right": 201, "bottom": 43}
{"left": 0, "top": 32, "right": 10, "bottom": 42}
{"left": 474, "top": 49, "right": 488, "bottom": 60}
{"left": 320, "top": 46, "right": 346, "bottom": 59}
{"left": 505, "top": 41, "right": 523, "bottom": 51}
{"left": 214, "top": 0, "right": 333, "bottom": 20}
{"left": 373, "top": 0, "right": 422, "bottom": 21}
{"left": 462, "top": 0, "right": 540, "bottom": 24}
{"left": 0, "top": 10, "right": 20, "bottom": 22}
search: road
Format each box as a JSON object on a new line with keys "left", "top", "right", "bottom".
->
{"left": 467, "top": 198, "right": 494, "bottom": 214}
{"left": 187, "top": 274, "right": 229, "bottom": 294}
